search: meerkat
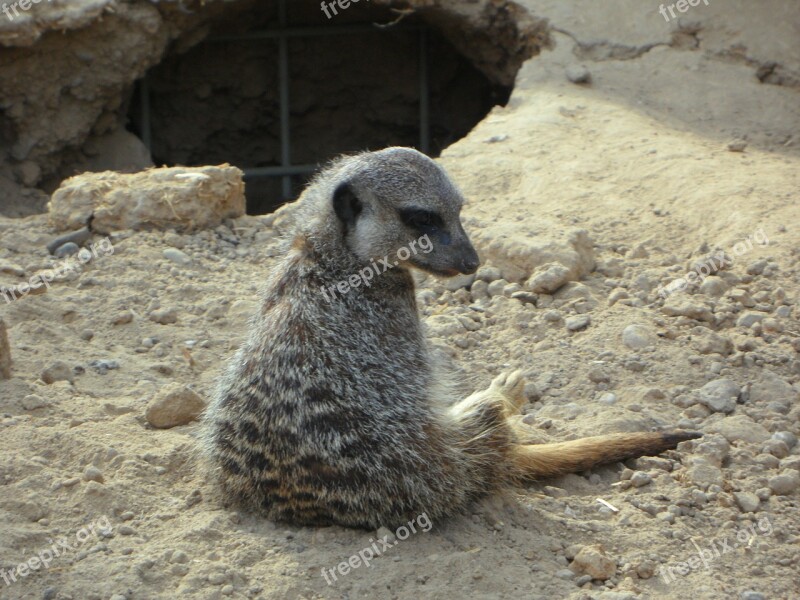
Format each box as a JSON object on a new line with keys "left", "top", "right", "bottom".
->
{"left": 201, "top": 147, "right": 699, "bottom": 530}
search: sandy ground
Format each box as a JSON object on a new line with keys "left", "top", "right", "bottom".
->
{"left": 1, "top": 1, "right": 800, "bottom": 599}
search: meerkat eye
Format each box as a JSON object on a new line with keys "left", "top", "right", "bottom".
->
{"left": 399, "top": 208, "right": 444, "bottom": 233}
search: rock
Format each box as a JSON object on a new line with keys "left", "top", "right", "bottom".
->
{"left": 697, "top": 379, "right": 740, "bottom": 414}
{"left": 487, "top": 279, "right": 508, "bottom": 297}
{"left": 525, "top": 263, "right": 571, "bottom": 294}
{"left": 597, "top": 392, "right": 617, "bottom": 405}
{"left": 41, "top": 361, "right": 74, "bottom": 384}
{"left": 727, "top": 140, "right": 747, "bottom": 152}
{"left": 112, "top": 310, "right": 134, "bottom": 325}
{"left": 733, "top": 491, "right": 760, "bottom": 513}
{"left": 750, "top": 372, "right": 797, "bottom": 406}
{"left": 736, "top": 311, "right": 765, "bottom": 328}
{"left": 687, "top": 458, "right": 724, "bottom": 488}
{"left": 46, "top": 227, "right": 92, "bottom": 254}
{"left": 475, "top": 266, "right": 502, "bottom": 282}
{"left": 149, "top": 308, "right": 178, "bottom": 325}
{"left": 630, "top": 471, "right": 652, "bottom": 487}
{"left": 768, "top": 471, "right": 799, "bottom": 495}
{"left": 740, "top": 593, "right": 765, "bottom": 600}
{"left": 772, "top": 431, "right": 798, "bottom": 450}
{"left": 83, "top": 466, "right": 104, "bottom": 483}
{"left": 21, "top": 394, "right": 47, "bottom": 410}
{"left": 443, "top": 273, "right": 476, "bottom": 292}
{"left": 145, "top": 383, "right": 206, "bottom": 429}
{"left": 570, "top": 544, "right": 616, "bottom": 580}
{"left": 709, "top": 415, "right": 770, "bottom": 444}
{"left": 661, "top": 298, "right": 713, "bottom": 321}
{"left": 698, "top": 276, "right": 728, "bottom": 297}
{"left": 566, "top": 65, "right": 591, "bottom": 84}
{"left": 622, "top": 324, "right": 655, "bottom": 350}
{"left": 692, "top": 328, "right": 733, "bottom": 355}
{"left": 0, "top": 318, "right": 11, "bottom": 379}
{"left": 89, "top": 359, "right": 120, "bottom": 374}
{"left": 54, "top": 242, "right": 80, "bottom": 258}
{"left": 163, "top": 248, "right": 192, "bottom": 266}
{"left": 565, "top": 315, "right": 590, "bottom": 331}
{"left": 48, "top": 165, "right": 245, "bottom": 234}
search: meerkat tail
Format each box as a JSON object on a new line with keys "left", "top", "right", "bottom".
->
{"left": 510, "top": 431, "right": 701, "bottom": 480}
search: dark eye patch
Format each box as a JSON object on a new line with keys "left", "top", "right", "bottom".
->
{"left": 398, "top": 208, "right": 444, "bottom": 233}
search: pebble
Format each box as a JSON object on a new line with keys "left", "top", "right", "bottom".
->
{"left": 622, "top": 324, "right": 655, "bottom": 349}
{"left": 112, "top": 310, "right": 134, "bottom": 325}
{"left": 570, "top": 544, "right": 616, "bottom": 580}
{"left": 163, "top": 248, "right": 192, "bottom": 266}
{"left": 475, "top": 266, "right": 502, "bottom": 282}
{"left": 736, "top": 311, "right": 765, "bottom": 328}
{"left": 740, "top": 592, "right": 765, "bottom": 600}
{"left": 697, "top": 378, "right": 739, "bottom": 413}
{"left": 733, "top": 491, "right": 760, "bottom": 513}
{"left": 772, "top": 431, "right": 798, "bottom": 449}
{"left": 41, "top": 360, "right": 74, "bottom": 385}
{"left": 630, "top": 471, "right": 652, "bottom": 487}
{"left": 566, "top": 65, "right": 591, "bottom": 84}
{"left": 89, "top": 359, "right": 120, "bottom": 375}
{"left": 83, "top": 466, "right": 104, "bottom": 483}
{"left": 80, "top": 329, "right": 94, "bottom": 341}
{"left": 487, "top": 279, "right": 508, "bottom": 297}
{"left": 54, "top": 242, "right": 80, "bottom": 258}
{"left": 565, "top": 315, "right": 590, "bottom": 331}
{"left": 21, "top": 394, "right": 47, "bottom": 410}
{"left": 46, "top": 227, "right": 91, "bottom": 255}
{"left": 145, "top": 383, "right": 207, "bottom": 429}
{"left": 768, "top": 471, "right": 800, "bottom": 495}
{"left": 149, "top": 308, "right": 178, "bottom": 325}
{"left": 597, "top": 392, "right": 617, "bottom": 405}
{"left": 526, "top": 264, "right": 571, "bottom": 294}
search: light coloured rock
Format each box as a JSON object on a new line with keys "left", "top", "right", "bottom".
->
{"left": 692, "top": 328, "right": 733, "bottom": 355}
{"left": 145, "top": 383, "right": 206, "bottom": 429}
{"left": 733, "top": 491, "right": 760, "bottom": 513}
{"left": 622, "top": 324, "right": 655, "bottom": 350}
{"left": 697, "top": 379, "right": 739, "bottom": 414}
{"left": 470, "top": 226, "right": 594, "bottom": 289}
{"left": 21, "top": 394, "right": 47, "bottom": 410}
{"left": 0, "top": 318, "right": 10, "bottom": 379}
{"left": 41, "top": 360, "right": 73, "bottom": 385}
{"left": 708, "top": 415, "right": 770, "bottom": 444}
{"left": 661, "top": 298, "right": 713, "bottom": 322}
{"left": 768, "top": 470, "right": 799, "bottom": 495}
{"left": 48, "top": 165, "right": 245, "bottom": 234}
{"left": 736, "top": 311, "right": 765, "bottom": 328}
{"left": 570, "top": 544, "right": 616, "bottom": 580}
{"left": 565, "top": 315, "right": 590, "bottom": 331}
{"left": 163, "top": 248, "right": 192, "bottom": 266}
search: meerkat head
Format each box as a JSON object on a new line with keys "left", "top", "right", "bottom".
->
{"left": 329, "top": 147, "right": 480, "bottom": 277}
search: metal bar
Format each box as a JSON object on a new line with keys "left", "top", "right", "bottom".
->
{"left": 278, "top": 0, "right": 292, "bottom": 199}
{"left": 418, "top": 28, "right": 430, "bottom": 154}
{"left": 208, "top": 23, "right": 421, "bottom": 43}
{"left": 244, "top": 164, "right": 318, "bottom": 177}
{"left": 140, "top": 76, "right": 152, "bottom": 152}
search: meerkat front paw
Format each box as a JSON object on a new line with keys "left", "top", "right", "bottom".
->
{"left": 489, "top": 370, "right": 527, "bottom": 414}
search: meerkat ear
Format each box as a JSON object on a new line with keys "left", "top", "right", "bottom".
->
{"left": 332, "top": 182, "right": 363, "bottom": 228}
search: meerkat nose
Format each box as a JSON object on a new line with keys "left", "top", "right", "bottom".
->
{"left": 458, "top": 252, "right": 480, "bottom": 275}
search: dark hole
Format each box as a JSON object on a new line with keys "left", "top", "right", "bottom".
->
{"left": 126, "top": 1, "right": 511, "bottom": 215}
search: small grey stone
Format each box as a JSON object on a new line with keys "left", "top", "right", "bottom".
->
{"left": 83, "top": 466, "right": 104, "bottom": 483}
{"left": 487, "top": 279, "right": 508, "bottom": 297}
{"left": 772, "top": 431, "right": 797, "bottom": 450}
{"left": 145, "top": 383, "right": 206, "bottom": 429}
{"left": 622, "top": 324, "right": 655, "bottom": 350}
{"left": 740, "top": 592, "right": 765, "bottom": 600}
{"left": 597, "top": 392, "right": 617, "bottom": 405}
{"left": 768, "top": 471, "right": 799, "bottom": 495}
{"left": 21, "top": 394, "right": 47, "bottom": 410}
{"left": 149, "top": 308, "right": 178, "bottom": 325}
{"left": 526, "top": 264, "right": 571, "bottom": 294}
{"left": 46, "top": 227, "right": 91, "bottom": 254}
{"left": 697, "top": 379, "right": 739, "bottom": 413}
{"left": 89, "top": 359, "right": 120, "bottom": 375}
{"left": 737, "top": 311, "right": 765, "bottom": 328}
{"left": 475, "top": 266, "right": 502, "bottom": 283}
{"left": 556, "top": 568, "right": 575, "bottom": 581}
{"left": 80, "top": 329, "right": 94, "bottom": 341}
{"left": 630, "top": 471, "right": 652, "bottom": 487}
{"left": 733, "top": 491, "right": 760, "bottom": 513}
{"left": 566, "top": 315, "right": 590, "bottom": 331}
{"left": 41, "top": 361, "right": 74, "bottom": 385}
{"left": 163, "top": 248, "right": 192, "bottom": 266}
{"left": 566, "top": 65, "right": 591, "bottom": 84}
{"left": 54, "top": 242, "right": 80, "bottom": 258}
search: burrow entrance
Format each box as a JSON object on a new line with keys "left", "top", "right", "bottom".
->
{"left": 126, "top": 0, "right": 536, "bottom": 214}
